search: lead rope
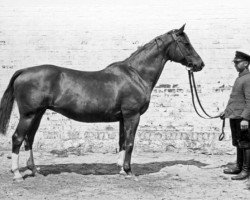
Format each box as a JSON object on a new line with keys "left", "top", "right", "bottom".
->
{"left": 188, "top": 70, "right": 225, "bottom": 141}
{"left": 219, "top": 119, "right": 225, "bottom": 141}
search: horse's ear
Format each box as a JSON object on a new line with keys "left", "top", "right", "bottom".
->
{"left": 177, "top": 24, "right": 186, "bottom": 35}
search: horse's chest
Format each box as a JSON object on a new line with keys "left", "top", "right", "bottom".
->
{"left": 140, "top": 101, "right": 150, "bottom": 115}
{"left": 122, "top": 89, "right": 150, "bottom": 114}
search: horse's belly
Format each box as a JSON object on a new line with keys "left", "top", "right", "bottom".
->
{"left": 82, "top": 112, "right": 122, "bottom": 122}
{"left": 51, "top": 88, "right": 122, "bottom": 122}
{"left": 50, "top": 106, "right": 122, "bottom": 123}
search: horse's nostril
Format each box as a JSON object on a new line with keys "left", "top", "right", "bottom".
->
{"left": 201, "top": 61, "right": 205, "bottom": 67}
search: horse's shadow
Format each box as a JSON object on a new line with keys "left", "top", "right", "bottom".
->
{"left": 20, "top": 159, "right": 208, "bottom": 177}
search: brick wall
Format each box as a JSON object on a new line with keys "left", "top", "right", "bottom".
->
{"left": 0, "top": 0, "right": 250, "bottom": 153}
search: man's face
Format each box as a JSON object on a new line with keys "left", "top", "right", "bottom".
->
{"left": 233, "top": 59, "right": 248, "bottom": 72}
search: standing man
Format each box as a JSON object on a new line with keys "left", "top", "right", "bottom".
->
{"left": 221, "top": 51, "right": 250, "bottom": 180}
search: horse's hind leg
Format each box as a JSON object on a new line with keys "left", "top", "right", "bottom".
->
{"left": 24, "top": 111, "right": 45, "bottom": 175}
{"left": 11, "top": 112, "right": 43, "bottom": 181}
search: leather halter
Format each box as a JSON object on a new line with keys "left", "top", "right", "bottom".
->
{"left": 170, "top": 31, "right": 194, "bottom": 70}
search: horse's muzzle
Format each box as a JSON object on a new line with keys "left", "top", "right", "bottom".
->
{"left": 188, "top": 61, "right": 205, "bottom": 72}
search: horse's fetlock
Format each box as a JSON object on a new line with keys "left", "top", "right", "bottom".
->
{"left": 123, "top": 163, "right": 131, "bottom": 173}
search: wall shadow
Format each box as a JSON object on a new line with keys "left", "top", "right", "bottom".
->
{"left": 20, "top": 159, "right": 208, "bottom": 177}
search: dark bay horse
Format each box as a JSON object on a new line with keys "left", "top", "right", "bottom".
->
{"left": 0, "top": 25, "right": 204, "bottom": 181}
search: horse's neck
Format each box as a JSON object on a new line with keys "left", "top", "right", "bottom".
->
{"left": 125, "top": 42, "right": 168, "bottom": 91}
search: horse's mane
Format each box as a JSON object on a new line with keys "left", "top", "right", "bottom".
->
{"left": 107, "top": 30, "right": 176, "bottom": 67}
{"left": 125, "top": 31, "right": 174, "bottom": 61}
{"left": 126, "top": 39, "right": 156, "bottom": 60}
{"left": 105, "top": 37, "right": 160, "bottom": 68}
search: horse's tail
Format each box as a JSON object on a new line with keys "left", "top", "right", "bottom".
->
{"left": 0, "top": 70, "right": 23, "bottom": 135}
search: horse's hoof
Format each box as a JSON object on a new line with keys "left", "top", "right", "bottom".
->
{"left": 125, "top": 174, "right": 138, "bottom": 181}
{"left": 27, "top": 165, "right": 36, "bottom": 171}
{"left": 27, "top": 166, "right": 40, "bottom": 175}
{"left": 13, "top": 177, "right": 24, "bottom": 183}
{"left": 119, "top": 169, "right": 127, "bottom": 176}
{"left": 30, "top": 171, "right": 36, "bottom": 177}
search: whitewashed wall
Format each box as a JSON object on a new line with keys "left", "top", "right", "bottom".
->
{"left": 0, "top": 0, "right": 250, "bottom": 153}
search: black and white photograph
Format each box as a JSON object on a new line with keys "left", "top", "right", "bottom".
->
{"left": 0, "top": 0, "right": 250, "bottom": 199}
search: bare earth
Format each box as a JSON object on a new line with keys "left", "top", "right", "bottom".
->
{"left": 0, "top": 150, "right": 250, "bottom": 200}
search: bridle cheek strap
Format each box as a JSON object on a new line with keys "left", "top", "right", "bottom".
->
{"left": 170, "top": 32, "right": 194, "bottom": 70}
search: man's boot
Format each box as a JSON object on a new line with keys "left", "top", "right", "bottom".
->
{"left": 223, "top": 147, "right": 243, "bottom": 174}
{"left": 231, "top": 148, "right": 250, "bottom": 180}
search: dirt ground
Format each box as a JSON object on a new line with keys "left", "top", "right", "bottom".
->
{"left": 0, "top": 150, "right": 250, "bottom": 200}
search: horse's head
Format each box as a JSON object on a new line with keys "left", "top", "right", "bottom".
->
{"left": 166, "top": 24, "right": 204, "bottom": 72}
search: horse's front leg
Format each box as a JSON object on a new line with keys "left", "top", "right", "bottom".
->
{"left": 24, "top": 136, "right": 35, "bottom": 172}
{"left": 117, "top": 118, "right": 126, "bottom": 175}
{"left": 24, "top": 113, "right": 44, "bottom": 176}
{"left": 11, "top": 116, "right": 35, "bottom": 182}
{"left": 122, "top": 113, "right": 140, "bottom": 178}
